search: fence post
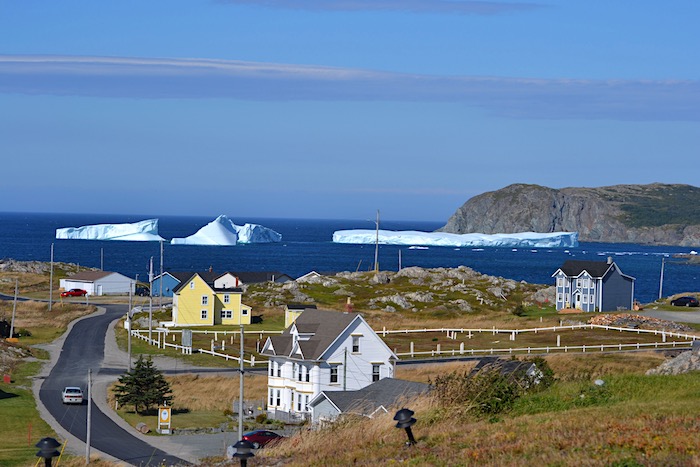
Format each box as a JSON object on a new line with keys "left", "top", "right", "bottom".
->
{"left": 437, "top": 343, "right": 441, "bottom": 355}
{"left": 222, "top": 340, "right": 225, "bottom": 351}
{"left": 410, "top": 342, "right": 414, "bottom": 358}
{"left": 211, "top": 339, "right": 215, "bottom": 352}
{"left": 557, "top": 335, "right": 560, "bottom": 347}
{"left": 460, "top": 342, "right": 464, "bottom": 355}
{"left": 511, "top": 331, "right": 515, "bottom": 341}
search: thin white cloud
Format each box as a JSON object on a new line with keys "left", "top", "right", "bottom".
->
{"left": 215, "top": 0, "right": 543, "bottom": 14}
{"left": 1, "top": 55, "right": 699, "bottom": 121}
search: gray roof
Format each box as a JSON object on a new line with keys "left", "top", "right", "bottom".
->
{"left": 262, "top": 309, "right": 358, "bottom": 360}
{"left": 558, "top": 260, "right": 613, "bottom": 278}
{"left": 314, "top": 378, "right": 430, "bottom": 415}
{"left": 67, "top": 270, "right": 116, "bottom": 281}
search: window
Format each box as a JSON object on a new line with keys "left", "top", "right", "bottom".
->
{"left": 372, "top": 364, "right": 380, "bottom": 382}
{"left": 276, "top": 389, "right": 281, "bottom": 406}
{"left": 201, "top": 295, "right": 208, "bottom": 306}
{"left": 297, "top": 394, "right": 302, "bottom": 411}
{"left": 576, "top": 279, "right": 582, "bottom": 288}
{"left": 556, "top": 277, "right": 564, "bottom": 287}
{"left": 583, "top": 295, "right": 588, "bottom": 304}
{"left": 242, "top": 308, "right": 249, "bottom": 316}
{"left": 352, "top": 336, "right": 360, "bottom": 353}
{"left": 277, "top": 363, "right": 281, "bottom": 377}
{"left": 224, "top": 294, "right": 230, "bottom": 304}
{"left": 189, "top": 281, "right": 195, "bottom": 289}
{"left": 305, "top": 395, "right": 309, "bottom": 411}
{"left": 305, "top": 366, "right": 310, "bottom": 382}
{"left": 221, "top": 309, "right": 232, "bottom": 319}
{"left": 269, "top": 389, "right": 274, "bottom": 406}
{"left": 557, "top": 293, "right": 563, "bottom": 302}
{"left": 269, "top": 361, "right": 274, "bottom": 377}
{"left": 201, "top": 309, "right": 207, "bottom": 320}
{"left": 330, "top": 366, "right": 338, "bottom": 384}
{"left": 297, "top": 365, "right": 303, "bottom": 382}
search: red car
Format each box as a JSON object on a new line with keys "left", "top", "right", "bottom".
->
{"left": 241, "top": 430, "right": 284, "bottom": 448}
{"left": 61, "top": 288, "right": 88, "bottom": 297}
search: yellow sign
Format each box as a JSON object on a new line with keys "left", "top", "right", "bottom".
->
{"left": 159, "top": 407, "right": 171, "bottom": 424}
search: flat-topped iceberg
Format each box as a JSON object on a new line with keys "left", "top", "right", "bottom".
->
{"left": 170, "top": 215, "right": 282, "bottom": 246}
{"left": 332, "top": 229, "right": 579, "bottom": 248}
{"left": 56, "top": 219, "right": 165, "bottom": 241}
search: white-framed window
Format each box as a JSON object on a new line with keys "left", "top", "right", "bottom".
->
{"left": 297, "top": 365, "right": 303, "bottom": 382}
{"left": 189, "top": 281, "right": 195, "bottom": 289}
{"left": 221, "top": 309, "right": 232, "bottom": 319}
{"left": 201, "top": 295, "right": 208, "bottom": 306}
{"left": 269, "top": 361, "right": 274, "bottom": 377}
{"left": 352, "top": 336, "right": 360, "bottom": 353}
{"left": 576, "top": 279, "right": 582, "bottom": 288}
{"left": 583, "top": 295, "right": 588, "bottom": 304}
{"left": 556, "top": 277, "right": 564, "bottom": 287}
{"left": 297, "top": 394, "right": 302, "bottom": 411}
{"left": 224, "top": 294, "right": 230, "bottom": 304}
{"left": 276, "top": 363, "right": 281, "bottom": 377}
{"left": 201, "top": 309, "right": 208, "bottom": 320}
{"left": 330, "top": 366, "right": 339, "bottom": 384}
{"left": 242, "top": 308, "right": 249, "bottom": 316}
{"left": 304, "top": 395, "right": 309, "bottom": 412}
{"left": 557, "top": 293, "right": 563, "bottom": 302}
{"left": 305, "top": 366, "right": 310, "bottom": 382}
{"left": 269, "top": 388, "right": 274, "bottom": 406}
{"left": 372, "top": 364, "right": 380, "bottom": 382}
{"left": 276, "top": 389, "right": 281, "bottom": 406}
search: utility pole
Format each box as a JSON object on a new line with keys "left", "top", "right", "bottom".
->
{"left": 86, "top": 369, "right": 92, "bottom": 464}
{"left": 48, "top": 243, "right": 54, "bottom": 312}
{"left": 374, "top": 210, "right": 380, "bottom": 273}
{"left": 343, "top": 347, "right": 347, "bottom": 391}
{"left": 238, "top": 324, "right": 244, "bottom": 441}
{"left": 100, "top": 248, "right": 103, "bottom": 271}
{"left": 10, "top": 280, "right": 17, "bottom": 339}
{"left": 159, "top": 240, "right": 164, "bottom": 307}
{"left": 149, "top": 257, "right": 153, "bottom": 341}
{"left": 659, "top": 256, "right": 665, "bottom": 300}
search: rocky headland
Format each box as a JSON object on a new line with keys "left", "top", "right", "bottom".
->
{"left": 439, "top": 183, "right": 700, "bottom": 246}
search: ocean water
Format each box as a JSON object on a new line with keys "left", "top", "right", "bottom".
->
{"left": 0, "top": 212, "right": 698, "bottom": 304}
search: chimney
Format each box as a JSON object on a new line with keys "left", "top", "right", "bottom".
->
{"left": 607, "top": 257, "right": 613, "bottom": 265}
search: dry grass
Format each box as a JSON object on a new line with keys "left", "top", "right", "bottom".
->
{"left": 0, "top": 300, "right": 95, "bottom": 330}
{"left": 107, "top": 373, "right": 269, "bottom": 413}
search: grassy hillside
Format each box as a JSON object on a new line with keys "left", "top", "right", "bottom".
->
{"left": 604, "top": 184, "right": 700, "bottom": 228}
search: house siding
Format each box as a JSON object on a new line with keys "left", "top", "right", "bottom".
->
{"left": 174, "top": 276, "right": 214, "bottom": 326}
{"left": 601, "top": 269, "right": 635, "bottom": 312}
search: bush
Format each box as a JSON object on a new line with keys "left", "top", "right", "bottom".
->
{"left": 255, "top": 413, "right": 267, "bottom": 424}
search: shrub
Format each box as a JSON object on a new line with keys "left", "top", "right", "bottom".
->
{"left": 255, "top": 413, "right": 267, "bottom": 424}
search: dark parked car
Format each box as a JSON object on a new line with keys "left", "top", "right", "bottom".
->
{"left": 241, "top": 430, "right": 284, "bottom": 448}
{"left": 135, "top": 286, "right": 150, "bottom": 296}
{"left": 60, "top": 288, "right": 88, "bottom": 297}
{"left": 670, "top": 296, "right": 699, "bottom": 307}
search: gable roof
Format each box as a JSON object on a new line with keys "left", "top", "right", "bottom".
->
{"left": 557, "top": 260, "right": 613, "bottom": 278}
{"left": 172, "top": 271, "right": 225, "bottom": 294}
{"left": 66, "top": 270, "right": 116, "bottom": 282}
{"left": 231, "top": 271, "right": 292, "bottom": 283}
{"left": 310, "top": 378, "right": 430, "bottom": 416}
{"left": 261, "top": 309, "right": 358, "bottom": 360}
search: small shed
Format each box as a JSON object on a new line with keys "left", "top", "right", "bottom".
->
{"left": 60, "top": 271, "right": 135, "bottom": 296}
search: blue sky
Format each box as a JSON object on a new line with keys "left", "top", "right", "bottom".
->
{"left": 1, "top": 1, "right": 699, "bottom": 222}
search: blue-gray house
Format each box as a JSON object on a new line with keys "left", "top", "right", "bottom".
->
{"left": 551, "top": 258, "right": 635, "bottom": 312}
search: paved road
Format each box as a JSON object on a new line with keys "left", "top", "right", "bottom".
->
{"left": 37, "top": 304, "right": 191, "bottom": 466}
{"left": 637, "top": 309, "right": 700, "bottom": 324}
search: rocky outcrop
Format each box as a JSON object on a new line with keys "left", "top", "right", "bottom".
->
{"left": 439, "top": 183, "right": 700, "bottom": 246}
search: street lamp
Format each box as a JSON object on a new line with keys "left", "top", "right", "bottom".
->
{"left": 231, "top": 439, "right": 255, "bottom": 466}
{"left": 35, "top": 437, "right": 61, "bottom": 467}
{"left": 394, "top": 408, "right": 417, "bottom": 446}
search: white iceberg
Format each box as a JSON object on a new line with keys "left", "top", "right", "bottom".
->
{"left": 170, "top": 215, "right": 282, "bottom": 246}
{"left": 332, "top": 230, "right": 579, "bottom": 248}
{"left": 56, "top": 219, "right": 165, "bottom": 241}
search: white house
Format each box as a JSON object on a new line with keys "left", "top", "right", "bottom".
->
{"left": 260, "top": 308, "right": 397, "bottom": 421}
{"left": 59, "top": 270, "right": 136, "bottom": 296}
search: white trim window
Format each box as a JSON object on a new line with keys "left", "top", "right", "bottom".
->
{"left": 221, "top": 309, "right": 232, "bottom": 319}
{"left": 556, "top": 277, "right": 564, "bottom": 287}
{"left": 201, "top": 295, "right": 208, "bottom": 306}
{"left": 201, "top": 309, "right": 208, "bottom": 320}
{"left": 372, "top": 364, "right": 381, "bottom": 382}
{"left": 330, "top": 366, "right": 339, "bottom": 384}
{"left": 242, "top": 308, "right": 249, "bottom": 316}
{"left": 352, "top": 335, "right": 360, "bottom": 353}
{"left": 189, "top": 281, "right": 195, "bottom": 289}
{"left": 269, "top": 388, "right": 274, "bottom": 406}
{"left": 224, "top": 294, "right": 230, "bottom": 304}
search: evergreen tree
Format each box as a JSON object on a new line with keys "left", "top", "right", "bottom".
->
{"left": 113, "top": 355, "right": 173, "bottom": 414}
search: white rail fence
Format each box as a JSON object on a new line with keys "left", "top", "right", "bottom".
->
{"left": 130, "top": 323, "right": 699, "bottom": 363}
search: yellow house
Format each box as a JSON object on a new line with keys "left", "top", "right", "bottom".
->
{"left": 172, "top": 273, "right": 252, "bottom": 326}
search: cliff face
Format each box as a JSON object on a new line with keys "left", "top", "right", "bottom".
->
{"left": 439, "top": 183, "right": 700, "bottom": 246}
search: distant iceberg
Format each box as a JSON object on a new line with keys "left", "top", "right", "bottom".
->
{"left": 56, "top": 219, "right": 165, "bottom": 241}
{"left": 332, "top": 229, "right": 579, "bottom": 248}
{"left": 170, "top": 215, "right": 282, "bottom": 246}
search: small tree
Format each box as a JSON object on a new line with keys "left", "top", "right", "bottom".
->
{"left": 113, "top": 355, "right": 173, "bottom": 414}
